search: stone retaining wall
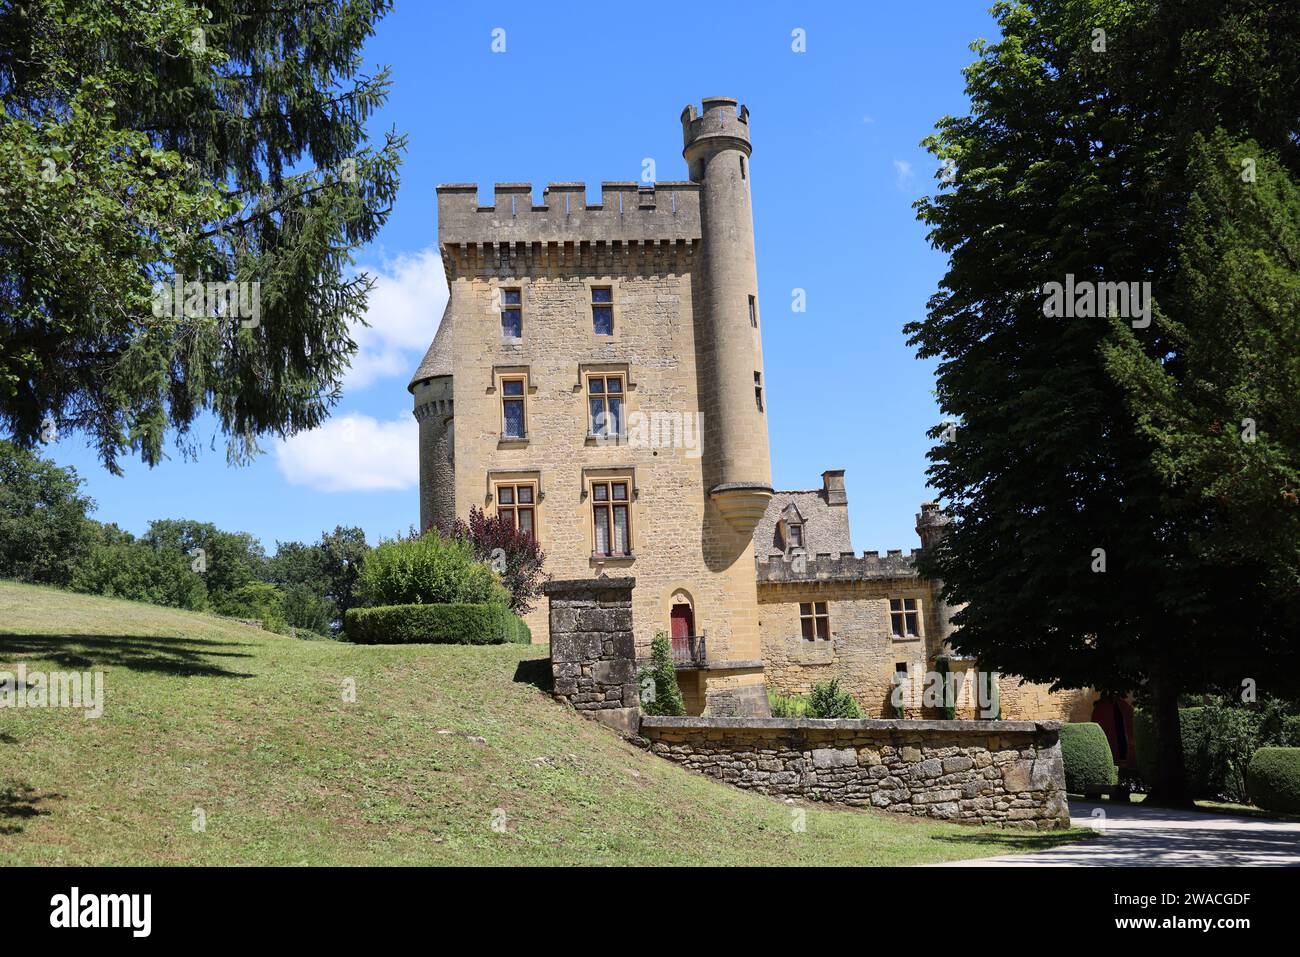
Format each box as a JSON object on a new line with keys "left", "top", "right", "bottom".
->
{"left": 640, "top": 716, "right": 1070, "bottom": 828}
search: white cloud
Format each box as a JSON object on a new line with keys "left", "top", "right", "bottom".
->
{"left": 275, "top": 413, "right": 417, "bottom": 492}
{"left": 346, "top": 247, "right": 447, "bottom": 390}
{"left": 893, "top": 159, "right": 914, "bottom": 189}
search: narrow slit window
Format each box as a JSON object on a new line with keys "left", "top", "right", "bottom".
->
{"left": 501, "top": 376, "right": 526, "bottom": 439}
{"left": 748, "top": 294, "right": 758, "bottom": 327}
{"left": 889, "top": 598, "right": 922, "bottom": 638}
{"left": 754, "top": 371, "right": 764, "bottom": 412}
{"left": 592, "top": 287, "right": 614, "bottom": 336}
{"left": 500, "top": 288, "right": 522, "bottom": 339}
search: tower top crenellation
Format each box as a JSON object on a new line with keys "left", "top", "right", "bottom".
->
{"left": 435, "top": 181, "right": 701, "bottom": 246}
{"left": 681, "top": 97, "right": 751, "bottom": 155}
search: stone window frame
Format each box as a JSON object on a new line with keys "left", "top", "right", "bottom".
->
{"left": 494, "top": 478, "right": 539, "bottom": 541}
{"left": 890, "top": 597, "right": 924, "bottom": 639}
{"left": 583, "top": 278, "right": 621, "bottom": 342}
{"left": 584, "top": 370, "right": 627, "bottom": 442}
{"left": 492, "top": 365, "right": 533, "bottom": 446}
{"left": 582, "top": 466, "right": 636, "bottom": 563}
{"left": 486, "top": 277, "right": 530, "bottom": 345}
{"left": 799, "top": 600, "right": 830, "bottom": 641}
{"left": 499, "top": 285, "right": 523, "bottom": 341}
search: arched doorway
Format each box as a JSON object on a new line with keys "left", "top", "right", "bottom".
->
{"left": 1090, "top": 695, "right": 1137, "bottom": 769}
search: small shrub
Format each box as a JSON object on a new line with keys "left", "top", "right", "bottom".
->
{"left": 1247, "top": 748, "right": 1300, "bottom": 814}
{"left": 638, "top": 632, "right": 686, "bottom": 716}
{"left": 357, "top": 532, "right": 509, "bottom": 608}
{"left": 768, "top": 689, "right": 810, "bottom": 718}
{"left": 1060, "top": 722, "right": 1118, "bottom": 794}
{"left": 807, "top": 679, "right": 862, "bottom": 719}
{"left": 213, "top": 581, "right": 289, "bottom": 634}
{"left": 343, "top": 603, "right": 530, "bottom": 645}
{"left": 435, "top": 507, "right": 546, "bottom": 615}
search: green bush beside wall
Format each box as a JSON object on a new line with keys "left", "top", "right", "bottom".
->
{"left": 1247, "top": 748, "right": 1300, "bottom": 814}
{"left": 1060, "top": 722, "right": 1118, "bottom": 793}
{"left": 343, "top": 603, "right": 530, "bottom": 645}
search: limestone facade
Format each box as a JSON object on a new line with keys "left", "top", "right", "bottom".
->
{"left": 411, "top": 96, "right": 1091, "bottom": 724}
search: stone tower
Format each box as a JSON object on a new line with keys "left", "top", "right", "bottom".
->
{"left": 682, "top": 98, "right": 773, "bottom": 533}
{"left": 408, "top": 97, "right": 773, "bottom": 716}
{"left": 411, "top": 304, "right": 456, "bottom": 532}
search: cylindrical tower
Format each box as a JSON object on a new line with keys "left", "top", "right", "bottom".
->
{"left": 410, "top": 305, "right": 456, "bottom": 532}
{"left": 413, "top": 375, "right": 455, "bottom": 532}
{"left": 682, "top": 97, "right": 773, "bottom": 533}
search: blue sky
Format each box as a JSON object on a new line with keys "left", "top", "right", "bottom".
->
{"left": 45, "top": 0, "right": 999, "bottom": 553}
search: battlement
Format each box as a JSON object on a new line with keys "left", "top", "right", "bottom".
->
{"left": 756, "top": 549, "right": 923, "bottom": 585}
{"left": 681, "top": 97, "right": 751, "bottom": 153}
{"left": 436, "top": 181, "right": 701, "bottom": 247}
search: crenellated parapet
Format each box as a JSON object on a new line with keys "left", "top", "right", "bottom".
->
{"left": 436, "top": 181, "right": 701, "bottom": 248}
{"left": 756, "top": 549, "right": 924, "bottom": 584}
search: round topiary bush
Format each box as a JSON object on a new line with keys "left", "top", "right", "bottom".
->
{"left": 1247, "top": 747, "right": 1300, "bottom": 814}
{"left": 344, "top": 603, "right": 530, "bottom": 645}
{"left": 357, "top": 533, "right": 510, "bottom": 607}
{"left": 1060, "top": 722, "right": 1118, "bottom": 794}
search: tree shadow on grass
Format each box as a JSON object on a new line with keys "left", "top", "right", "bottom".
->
{"left": 0, "top": 633, "right": 256, "bottom": 678}
{"left": 0, "top": 782, "right": 63, "bottom": 836}
{"left": 932, "top": 828, "right": 1097, "bottom": 852}
{"left": 512, "top": 657, "right": 553, "bottom": 693}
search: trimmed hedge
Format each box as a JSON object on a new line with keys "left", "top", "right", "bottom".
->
{"left": 1248, "top": 748, "right": 1300, "bottom": 814}
{"left": 343, "top": 603, "right": 530, "bottom": 645}
{"left": 1060, "top": 722, "right": 1117, "bottom": 793}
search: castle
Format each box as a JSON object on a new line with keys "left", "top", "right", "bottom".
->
{"left": 410, "top": 97, "right": 1103, "bottom": 727}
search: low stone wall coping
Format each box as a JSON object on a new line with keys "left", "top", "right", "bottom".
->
{"left": 542, "top": 576, "right": 635, "bottom": 595}
{"left": 639, "top": 716, "right": 1060, "bottom": 733}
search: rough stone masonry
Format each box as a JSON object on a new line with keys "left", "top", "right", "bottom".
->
{"left": 639, "top": 716, "right": 1071, "bottom": 828}
{"left": 544, "top": 577, "right": 640, "bottom": 734}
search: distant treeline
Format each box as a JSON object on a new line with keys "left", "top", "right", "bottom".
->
{"left": 1, "top": 440, "right": 368, "bottom": 636}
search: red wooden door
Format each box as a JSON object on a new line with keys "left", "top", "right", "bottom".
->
{"left": 670, "top": 604, "right": 693, "bottom": 639}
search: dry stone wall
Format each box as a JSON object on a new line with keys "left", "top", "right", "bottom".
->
{"left": 640, "top": 716, "right": 1071, "bottom": 828}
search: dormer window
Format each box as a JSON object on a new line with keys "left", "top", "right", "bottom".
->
{"left": 777, "top": 502, "right": 806, "bottom": 554}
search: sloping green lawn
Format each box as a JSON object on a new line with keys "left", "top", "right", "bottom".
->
{"left": 0, "top": 581, "right": 1090, "bottom": 865}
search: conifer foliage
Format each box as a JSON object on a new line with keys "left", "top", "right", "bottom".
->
{"left": 0, "top": 1, "right": 405, "bottom": 470}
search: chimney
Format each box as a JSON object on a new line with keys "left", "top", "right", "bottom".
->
{"left": 822, "top": 469, "right": 847, "bottom": 506}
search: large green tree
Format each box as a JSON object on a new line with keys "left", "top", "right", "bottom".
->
{"left": 1103, "top": 131, "right": 1300, "bottom": 610}
{"left": 0, "top": 0, "right": 404, "bottom": 471}
{"left": 0, "top": 438, "right": 93, "bottom": 583}
{"left": 910, "top": 0, "right": 1300, "bottom": 802}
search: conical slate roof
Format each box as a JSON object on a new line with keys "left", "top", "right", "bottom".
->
{"left": 408, "top": 302, "right": 453, "bottom": 391}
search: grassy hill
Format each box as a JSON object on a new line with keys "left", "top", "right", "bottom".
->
{"left": 0, "top": 581, "right": 1087, "bottom": 865}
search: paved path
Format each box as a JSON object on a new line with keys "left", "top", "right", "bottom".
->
{"left": 940, "top": 801, "right": 1300, "bottom": 866}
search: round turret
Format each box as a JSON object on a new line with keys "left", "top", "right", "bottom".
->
{"left": 682, "top": 98, "right": 772, "bottom": 532}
